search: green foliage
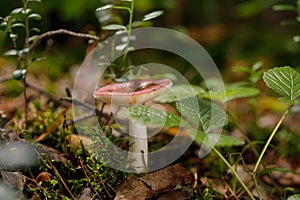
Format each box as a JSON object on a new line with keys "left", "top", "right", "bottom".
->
{"left": 154, "top": 84, "right": 205, "bottom": 103}
{"left": 95, "top": 0, "right": 165, "bottom": 79}
{"left": 128, "top": 95, "right": 245, "bottom": 148}
{"left": 188, "top": 130, "right": 244, "bottom": 148}
{"left": 128, "top": 105, "right": 190, "bottom": 128}
{"left": 263, "top": 66, "right": 300, "bottom": 103}
{"left": 256, "top": 167, "right": 298, "bottom": 177}
{"left": 176, "top": 97, "right": 227, "bottom": 132}
{"left": 273, "top": 0, "right": 300, "bottom": 43}
{"left": 206, "top": 87, "right": 259, "bottom": 102}
{"left": 288, "top": 194, "right": 300, "bottom": 200}
{"left": 233, "top": 61, "right": 264, "bottom": 84}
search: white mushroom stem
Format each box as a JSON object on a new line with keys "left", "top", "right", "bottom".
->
{"left": 128, "top": 118, "right": 148, "bottom": 173}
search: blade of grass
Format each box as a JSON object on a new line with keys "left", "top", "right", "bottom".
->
{"left": 212, "top": 147, "right": 255, "bottom": 200}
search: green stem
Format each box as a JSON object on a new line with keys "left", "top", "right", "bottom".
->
{"left": 251, "top": 173, "right": 262, "bottom": 200}
{"left": 212, "top": 147, "right": 255, "bottom": 200}
{"left": 22, "top": 0, "right": 30, "bottom": 128}
{"left": 253, "top": 107, "right": 290, "bottom": 173}
{"left": 122, "top": 0, "right": 134, "bottom": 62}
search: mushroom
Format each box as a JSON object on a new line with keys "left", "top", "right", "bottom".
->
{"left": 93, "top": 78, "right": 173, "bottom": 172}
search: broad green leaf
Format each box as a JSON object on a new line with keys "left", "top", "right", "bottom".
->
{"left": 128, "top": 106, "right": 190, "bottom": 128}
{"left": 288, "top": 194, "right": 300, "bottom": 200}
{"left": 142, "top": 10, "right": 164, "bottom": 21}
{"left": 154, "top": 84, "right": 205, "bottom": 103}
{"left": 96, "top": 4, "right": 113, "bottom": 12}
{"left": 189, "top": 129, "right": 244, "bottom": 147}
{"left": 176, "top": 97, "right": 227, "bottom": 132}
{"left": 263, "top": 66, "right": 300, "bottom": 101}
{"left": 3, "top": 49, "right": 18, "bottom": 56}
{"left": 102, "top": 24, "right": 127, "bottom": 31}
{"left": 120, "top": 0, "right": 132, "bottom": 1}
{"left": 257, "top": 167, "right": 298, "bottom": 177}
{"left": 206, "top": 87, "right": 260, "bottom": 102}
{"left": 28, "top": 13, "right": 41, "bottom": 20}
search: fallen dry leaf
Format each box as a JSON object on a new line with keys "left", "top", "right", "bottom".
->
{"left": 115, "top": 164, "right": 193, "bottom": 200}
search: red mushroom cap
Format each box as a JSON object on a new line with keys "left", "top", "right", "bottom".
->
{"left": 93, "top": 78, "right": 173, "bottom": 105}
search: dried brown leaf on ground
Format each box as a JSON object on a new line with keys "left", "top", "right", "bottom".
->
{"left": 115, "top": 164, "right": 193, "bottom": 200}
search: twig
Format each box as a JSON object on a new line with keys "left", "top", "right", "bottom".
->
{"left": 48, "top": 160, "right": 76, "bottom": 200}
{"left": 27, "top": 83, "right": 69, "bottom": 107}
{"left": 60, "top": 97, "right": 94, "bottom": 110}
{"left": 0, "top": 75, "right": 13, "bottom": 83}
{"left": 29, "top": 29, "right": 100, "bottom": 52}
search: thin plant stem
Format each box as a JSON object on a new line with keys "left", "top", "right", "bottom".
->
{"left": 22, "top": 0, "right": 30, "bottom": 128}
{"left": 48, "top": 160, "right": 76, "bottom": 200}
{"left": 122, "top": 0, "right": 134, "bottom": 62}
{"left": 251, "top": 173, "right": 262, "bottom": 200}
{"left": 253, "top": 107, "right": 290, "bottom": 173}
{"left": 212, "top": 147, "right": 255, "bottom": 200}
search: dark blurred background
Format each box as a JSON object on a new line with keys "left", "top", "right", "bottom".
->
{"left": 1, "top": 0, "right": 300, "bottom": 82}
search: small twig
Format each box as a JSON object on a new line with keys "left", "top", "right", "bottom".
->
{"left": 29, "top": 29, "right": 100, "bottom": 52}
{"left": 79, "top": 159, "right": 102, "bottom": 198}
{"left": 48, "top": 160, "right": 76, "bottom": 200}
{"left": 0, "top": 75, "right": 13, "bottom": 83}
{"left": 60, "top": 97, "right": 94, "bottom": 110}
{"left": 26, "top": 83, "right": 69, "bottom": 107}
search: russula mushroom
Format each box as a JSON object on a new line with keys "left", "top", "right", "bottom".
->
{"left": 93, "top": 78, "right": 172, "bottom": 172}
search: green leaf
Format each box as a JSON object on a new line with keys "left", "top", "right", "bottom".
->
{"left": 263, "top": 66, "right": 300, "bottom": 101}
{"left": 13, "top": 69, "right": 27, "bottom": 80}
{"left": 206, "top": 87, "right": 260, "bottom": 102}
{"left": 293, "top": 35, "right": 300, "bottom": 43}
{"left": 154, "top": 84, "right": 205, "bottom": 103}
{"left": 28, "top": 13, "right": 41, "bottom": 20}
{"left": 273, "top": 4, "right": 297, "bottom": 12}
{"left": 128, "top": 105, "right": 190, "bottom": 128}
{"left": 28, "top": 0, "right": 42, "bottom": 2}
{"left": 29, "top": 35, "right": 39, "bottom": 42}
{"left": 96, "top": 4, "right": 113, "bottom": 12}
{"left": 30, "top": 27, "right": 40, "bottom": 33}
{"left": 257, "top": 167, "right": 298, "bottom": 177}
{"left": 288, "top": 194, "right": 300, "bottom": 200}
{"left": 11, "top": 23, "right": 25, "bottom": 28}
{"left": 142, "top": 10, "right": 164, "bottom": 21}
{"left": 176, "top": 97, "right": 227, "bottom": 132}
{"left": 3, "top": 49, "right": 18, "bottom": 56}
{"left": 188, "top": 129, "right": 244, "bottom": 147}
{"left": 11, "top": 8, "right": 24, "bottom": 14}
{"left": 252, "top": 61, "right": 263, "bottom": 71}
{"left": 102, "top": 24, "right": 127, "bottom": 31}
{"left": 233, "top": 66, "right": 251, "bottom": 73}
{"left": 9, "top": 33, "right": 18, "bottom": 40}
{"left": 0, "top": 21, "right": 8, "bottom": 31}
